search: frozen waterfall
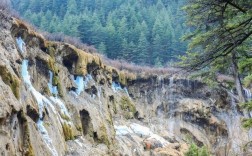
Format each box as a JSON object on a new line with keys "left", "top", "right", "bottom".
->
{"left": 16, "top": 37, "right": 25, "bottom": 53}
{"left": 21, "top": 60, "right": 58, "bottom": 156}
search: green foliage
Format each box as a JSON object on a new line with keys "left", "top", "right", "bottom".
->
{"left": 180, "top": 0, "right": 252, "bottom": 72}
{"left": 11, "top": 0, "right": 187, "bottom": 66}
{"left": 180, "top": 0, "right": 252, "bottom": 105}
{"left": 185, "top": 144, "right": 210, "bottom": 156}
{"left": 240, "top": 100, "right": 252, "bottom": 128}
{"left": 243, "top": 74, "right": 252, "bottom": 87}
{"left": 242, "top": 118, "right": 252, "bottom": 129}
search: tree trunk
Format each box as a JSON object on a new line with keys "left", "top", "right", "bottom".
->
{"left": 231, "top": 53, "right": 245, "bottom": 103}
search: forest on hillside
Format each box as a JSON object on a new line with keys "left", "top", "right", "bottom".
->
{"left": 10, "top": 0, "right": 187, "bottom": 66}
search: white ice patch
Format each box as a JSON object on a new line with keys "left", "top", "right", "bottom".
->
{"left": 37, "top": 120, "right": 58, "bottom": 156}
{"left": 112, "top": 81, "right": 130, "bottom": 96}
{"left": 112, "top": 82, "right": 123, "bottom": 92}
{"left": 115, "top": 123, "right": 169, "bottom": 147}
{"left": 21, "top": 60, "right": 58, "bottom": 156}
{"left": 74, "top": 139, "right": 83, "bottom": 147}
{"left": 48, "top": 71, "right": 58, "bottom": 96}
{"left": 114, "top": 125, "right": 133, "bottom": 135}
{"left": 130, "top": 123, "right": 153, "bottom": 137}
{"left": 74, "top": 74, "right": 93, "bottom": 95}
{"left": 16, "top": 37, "right": 25, "bottom": 53}
{"left": 124, "top": 87, "right": 130, "bottom": 96}
{"left": 49, "top": 96, "right": 70, "bottom": 118}
{"left": 74, "top": 76, "right": 84, "bottom": 95}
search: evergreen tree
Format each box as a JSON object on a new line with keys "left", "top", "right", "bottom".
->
{"left": 97, "top": 42, "right": 106, "bottom": 54}
{"left": 136, "top": 32, "right": 149, "bottom": 64}
{"left": 180, "top": 0, "right": 252, "bottom": 103}
{"left": 11, "top": 0, "right": 188, "bottom": 65}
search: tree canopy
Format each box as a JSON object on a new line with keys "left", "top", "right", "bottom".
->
{"left": 11, "top": 0, "right": 188, "bottom": 66}
{"left": 181, "top": 0, "right": 252, "bottom": 128}
{"left": 181, "top": 0, "right": 252, "bottom": 71}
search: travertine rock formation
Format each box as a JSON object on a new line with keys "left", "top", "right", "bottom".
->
{"left": 0, "top": 10, "right": 251, "bottom": 156}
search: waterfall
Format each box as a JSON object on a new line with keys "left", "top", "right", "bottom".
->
{"left": 16, "top": 37, "right": 26, "bottom": 53}
{"left": 73, "top": 74, "right": 92, "bottom": 95}
{"left": 244, "top": 88, "right": 252, "bottom": 99}
{"left": 74, "top": 76, "right": 84, "bottom": 95}
{"left": 167, "top": 118, "right": 175, "bottom": 134}
{"left": 169, "top": 76, "right": 174, "bottom": 88}
{"left": 48, "top": 71, "right": 58, "bottom": 96}
{"left": 168, "top": 76, "right": 175, "bottom": 118}
{"left": 97, "top": 86, "right": 103, "bottom": 114}
{"left": 47, "top": 73, "right": 71, "bottom": 122}
{"left": 21, "top": 60, "right": 58, "bottom": 156}
{"left": 112, "top": 82, "right": 123, "bottom": 92}
{"left": 112, "top": 81, "right": 130, "bottom": 97}
{"left": 49, "top": 97, "right": 70, "bottom": 118}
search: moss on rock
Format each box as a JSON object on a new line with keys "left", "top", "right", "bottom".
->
{"left": 60, "top": 113, "right": 71, "bottom": 121}
{"left": 0, "top": 65, "right": 20, "bottom": 99}
{"left": 119, "top": 96, "right": 136, "bottom": 119}
{"left": 12, "top": 18, "right": 48, "bottom": 50}
{"left": 120, "top": 96, "right": 136, "bottom": 113}
{"left": 76, "top": 124, "right": 82, "bottom": 132}
{"left": 62, "top": 122, "right": 74, "bottom": 141}
{"left": 98, "top": 125, "right": 110, "bottom": 146}
{"left": 18, "top": 111, "right": 35, "bottom": 156}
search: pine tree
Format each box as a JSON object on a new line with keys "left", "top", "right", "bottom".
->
{"left": 136, "top": 32, "right": 149, "bottom": 64}
{"left": 11, "top": 0, "right": 188, "bottom": 65}
{"left": 97, "top": 42, "right": 106, "bottom": 54}
{"left": 180, "top": 0, "right": 252, "bottom": 103}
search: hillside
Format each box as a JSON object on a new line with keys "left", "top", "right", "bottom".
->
{"left": 0, "top": 6, "right": 252, "bottom": 156}
{"left": 10, "top": 0, "right": 187, "bottom": 66}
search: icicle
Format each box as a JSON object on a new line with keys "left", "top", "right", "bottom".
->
{"left": 48, "top": 71, "right": 58, "bottom": 96}
{"left": 112, "top": 81, "right": 130, "bottom": 97}
{"left": 112, "top": 82, "right": 123, "bottom": 92}
{"left": 16, "top": 37, "right": 25, "bottom": 53}
{"left": 74, "top": 76, "right": 84, "bottom": 95}
{"left": 73, "top": 74, "right": 93, "bottom": 95}
{"left": 124, "top": 87, "right": 130, "bottom": 97}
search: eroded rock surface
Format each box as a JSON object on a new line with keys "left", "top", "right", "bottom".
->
{"left": 0, "top": 10, "right": 251, "bottom": 156}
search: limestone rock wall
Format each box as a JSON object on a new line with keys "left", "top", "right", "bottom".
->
{"left": 0, "top": 10, "right": 251, "bottom": 156}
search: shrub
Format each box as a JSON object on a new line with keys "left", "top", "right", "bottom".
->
{"left": 185, "top": 144, "right": 209, "bottom": 156}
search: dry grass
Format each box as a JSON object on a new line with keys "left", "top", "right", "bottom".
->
{"left": 101, "top": 55, "right": 180, "bottom": 76}
{"left": 42, "top": 32, "right": 98, "bottom": 54}
{"left": 0, "top": 1, "right": 19, "bottom": 18}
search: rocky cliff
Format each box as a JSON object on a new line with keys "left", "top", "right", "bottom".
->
{"left": 0, "top": 10, "right": 251, "bottom": 156}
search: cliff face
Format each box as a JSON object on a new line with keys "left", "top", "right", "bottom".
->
{"left": 0, "top": 10, "right": 251, "bottom": 156}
